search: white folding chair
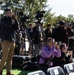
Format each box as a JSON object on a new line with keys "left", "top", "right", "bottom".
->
{"left": 27, "top": 70, "right": 46, "bottom": 75}
{"left": 64, "top": 63, "right": 74, "bottom": 75}
{"left": 47, "top": 66, "right": 65, "bottom": 75}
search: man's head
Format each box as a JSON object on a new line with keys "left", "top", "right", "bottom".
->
{"left": 29, "top": 23, "right": 33, "bottom": 28}
{"left": 4, "top": 9, "right": 13, "bottom": 17}
{"left": 35, "top": 20, "right": 40, "bottom": 27}
{"left": 47, "top": 24, "right": 51, "bottom": 29}
{"left": 59, "top": 20, "right": 65, "bottom": 27}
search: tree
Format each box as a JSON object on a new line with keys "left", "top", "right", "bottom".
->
{"left": 67, "top": 14, "right": 74, "bottom": 22}
{"left": 44, "top": 9, "right": 54, "bottom": 25}
{"left": 0, "top": 0, "right": 54, "bottom": 25}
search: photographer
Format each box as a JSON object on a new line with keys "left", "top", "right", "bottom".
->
{"left": 59, "top": 43, "right": 72, "bottom": 67}
{"left": 0, "top": 9, "right": 18, "bottom": 75}
{"left": 38, "top": 38, "right": 61, "bottom": 74}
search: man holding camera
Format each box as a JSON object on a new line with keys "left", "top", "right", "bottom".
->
{"left": 0, "top": 9, "right": 18, "bottom": 75}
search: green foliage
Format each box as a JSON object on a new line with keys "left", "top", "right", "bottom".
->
{"left": 66, "top": 14, "right": 74, "bottom": 22}
{"left": 0, "top": 0, "right": 74, "bottom": 27}
{"left": 0, "top": 0, "right": 52, "bottom": 24}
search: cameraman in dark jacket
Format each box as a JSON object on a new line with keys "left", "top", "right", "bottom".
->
{"left": 0, "top": 9, "right": 18, "bottom": 75}
{"left": 33, "top": 21, "right": 41, "bottom": 56}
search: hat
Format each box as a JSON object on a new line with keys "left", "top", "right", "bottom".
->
{"left": 59, "top": 20, "right": 65, "bottom": 25}
{"left": 47, "top": 24, "right": 51, "bottom": 27}
{"left": 4, "top": 8, "right": 11, "bottom": 13}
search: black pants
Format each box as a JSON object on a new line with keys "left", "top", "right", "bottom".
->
{"left": 38, "top": 64, "right": 49, "bottom": 75}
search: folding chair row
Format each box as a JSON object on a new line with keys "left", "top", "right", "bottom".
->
{"left": 27, "top": 62, "right": 74, "bottom": 75}
{"left": 64, "top": 63, "right": 74, "bottom": 75}
{"left": 27, "top": 70, "right": 46, "bottom": 75}
{"left": 47, "top": 63, "right": 74, "bottom": 75}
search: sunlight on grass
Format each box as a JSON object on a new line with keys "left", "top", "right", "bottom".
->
{"left": 3, "top": 69, "right": 30, "bottom": 75}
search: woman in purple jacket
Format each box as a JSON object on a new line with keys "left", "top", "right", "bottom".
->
{"left": 38, "top": 38, "right": 61, "bottom": 74}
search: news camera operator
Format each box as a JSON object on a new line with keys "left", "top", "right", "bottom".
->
{"left": 32, "top": 10, "right": 45, "bottom": 56}
{"left": 0, "top": 9, "right": 18, "bottom": 75}
{"left": 33, "top": 21, "right": 41, "bottom": 56}
{"left": 59, "top": 43, "right": 72, "bottom": 67}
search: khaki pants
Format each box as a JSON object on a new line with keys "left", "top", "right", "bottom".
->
{"left": 0, "top": 40, "right": 15, "bottom": 73}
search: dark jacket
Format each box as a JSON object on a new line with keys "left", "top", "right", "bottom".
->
{"left": 53, "top": 52, "right": 71, "bottom": 67}
{"left": 44, "top": 28, "right": 52, "bottom": 40}
{"left": 0, "top": 16, "right": 18, "bottom": 42}
{"left": 52, "top": 26, "right": 67, "bottom": 43}
{"left": 33, "top": 26, "right": 41, "bottom": 44}
{"left": 27, "top": 28, "right": 33, "bottom": 40}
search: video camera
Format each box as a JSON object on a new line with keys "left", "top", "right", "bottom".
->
{"left": 18, "top": 12, "right": 29, "bottom": 23}
{"left": 35, "top": 10, "right": 45, "bottom": 22}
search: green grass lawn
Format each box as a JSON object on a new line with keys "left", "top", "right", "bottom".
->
{"left": 3, "top": 69, "right": 32, "bottom": 75}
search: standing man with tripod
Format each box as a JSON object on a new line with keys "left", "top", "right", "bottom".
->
{"left": 0, "top": 9, "right": 18, "bottom": 75}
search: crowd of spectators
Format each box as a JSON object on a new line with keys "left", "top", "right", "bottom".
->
{"left": 16, "top": 20, "right": 74, "bottom": 74}
{"left": 15, "top": 20, "right": 74, "bottom": 56}
{"left": 0, "top": 9, "right": 74, "bottom": 75}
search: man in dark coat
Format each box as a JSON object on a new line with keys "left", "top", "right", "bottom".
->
{"left": 0, "top": 9, "right": 18, "bottom": 75}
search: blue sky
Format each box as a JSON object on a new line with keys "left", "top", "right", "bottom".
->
{"left": 47, "top": 0, "right": 74, "bottom": 17}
